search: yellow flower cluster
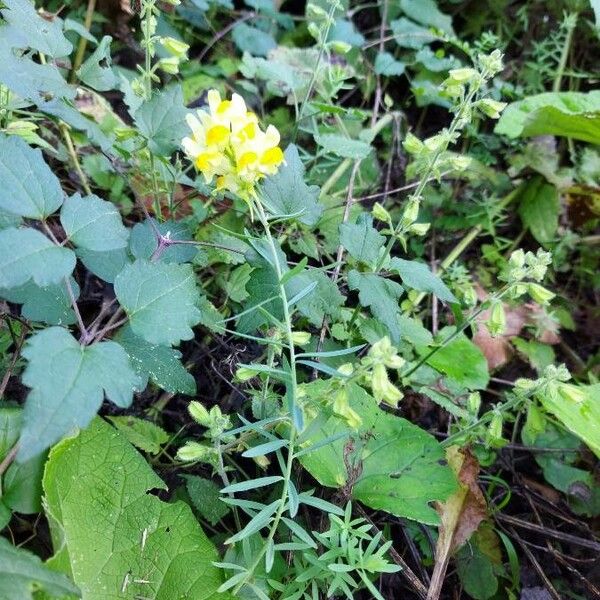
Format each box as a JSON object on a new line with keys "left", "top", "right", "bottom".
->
{"left": 182, "top": 90, "right": 285, "bottom": 199}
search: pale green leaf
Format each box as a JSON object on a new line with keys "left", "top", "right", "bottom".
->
{"left": 299, "top": 382, "right": 457, "bottom": 524}
{"left": 107, "top": 415, "right": 169, "bottom": 455}
{"left": 339, "top": 214, "right": 385, "bottom": 268}
{"left": 374, "top": 52, "right": 405, "bottom": 76}
{"left": 114, "top": 260, "right": 202, "bottom": 345}
{"left": 76, "top": 247, "right": 130, "bottom": 283}
{"left": 43, "top": 418, "right": 228, "bottom": 599}
{"left": 347, "top": 270, "right": 404, "bottom": 343}
{"left": 0, "top": 228, "right": 75, "bottom": 288}
{"left": 260, "top": 144, "right": 323, "bottom": 226}
{"left": 231, "top": 22, "right": 276, "bottom": 57}
{"left": 495, "top": 91, "right": 600, "bottom": 144}
{"left": 115, "top": 324, "right": 196, "bottom": 395}
{"left": 0, "top": 0, "right": 72, "bottom": 57}
{"left": 60, "top": 193, "right": 129, "bottom": 251}
{"left": 400, "top": 0, "right": 453, "bottom": 34}
{"left": 134, "top": 85, "right": 189, "bottom": 156}
{"left": 389, "top": 257, "right": 457, "bottom": 303}
{"left": 0, "top": 537, "right": 80, "bottom": 600}
{"left": 130, "top": 218, "right": 197, "bottom": 263}
{"left": 391, "top": 17, "right": 436, "bottom": 49}
{"left": 315, "top": 133, "right": 372, "bottom": 159}
{"left": 76, "top": 35, "right": 118, "bottom": 91}
{"left": 0, "top": 278, "right": 79, "bottom": 325}
{"left": 0, "top": 134, "right": 64, "bottom": 219}
{"left": 18, "top": 327, "right": 141, "bottom": 462}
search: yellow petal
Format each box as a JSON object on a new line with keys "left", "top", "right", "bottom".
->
{"left": 206, "top": 125, "right": 230, "bottom": 146}
{"left": 238, "top": 151, "right": 258, "bottom": 170}
{"left": 260, "top": 146, "right": 284, "bottom": 167}
{"left": 195, "top": 152, "right": 215, "bottom": 171}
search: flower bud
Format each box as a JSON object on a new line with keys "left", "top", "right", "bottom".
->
{"left": 329, "top": 40, "right": 351, "bottom": 54}
{"left": 467, "top": 392, "right": 481, "bottom": 416}
{"left": 177, "top": 441, "right": 212, "bottom": 462}
{"left": 157, "top": 56, "right": 180, "bottom": 74}
{"left": 160, "top": 36, "right": 189, "bottom": 58}
{"left": 409, "top": 222, "right": 430, "bottom": 236}
{"left": 446, "top": 67, "right": 478, "bottom": 84}
{"left": 371, "top": 363, "right": 403, "bottom": 407}
{"left": 488, "top": 300, "right": 506, "bottom": 337}
{"left": 188, "top": 401, "right": 210, "bottom": 426}
{"left": 527, "top": 283, "right": 555, "bottom": 305}
{"left": 372, "top": 202, "right": 391, "bottom": 224}
{"left": 401, "top": 197, "right": 420, "bottom": 228}
{"left": 291, "top": 331, "right": 311, "bottom": 346}
{"left": 332, "top": 388, "right": 362, "bottom": 428}
{"left": 487, "top": 410, "right": 504, "bottom": 447}
{"left": 403, "top": 132, "right": 423, "bottom": 155}
{"left": 476, "top": 98, "right": 507, "bottom": 119}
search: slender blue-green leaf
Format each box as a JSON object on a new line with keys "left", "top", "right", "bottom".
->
{"left": 287, "top": 281, "right": 318, "bottom": 307}
{"left": 242, "top": 439, "right": 289, "bottom": 458}
{"left": 294, "top": 432, "right": 350, "bottom": 458}
{"left": 220, "top": 476, "right": 283, "bottom": 494}
{"left": 281, "top": 517, "right": 317, "bottom": 548}
{"left": 296, "top": 360, "right": 350, "bottom": 378}
{"left": 298, "top": 493, "right": 345, "bottom": 516}
{"left": 225, "top": 500, "right": 281, "bottom": 544}
{"left": 296, "top": 344, "right": 365, "bottom": 359}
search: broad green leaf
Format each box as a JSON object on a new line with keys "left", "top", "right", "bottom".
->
{"left": 115, "top": 324, "right": 196, "bottom": 395}
{"left": 400, "top": 0, "right": 453, "bottom": 34}
{"left": 517, "top": 176, "right": 559, "bottom": 245}
{"left": 0, "top": 134, "right": 64, "bottom": 219}
{"left": 183, "top": 475, "right": 230, "bottom": 525}
{"left": 114, "top": 260, "right": 202, "bottom": 345}
{"left": 0, "top": 406, "right": 20, "bottom": 458}
{"left": 107, "top": 415, "right": 169, "bottom": 455}
{"left": 76, "top": 246, "right": 130, "bottom": 283}
{"left": 339, "top": 214, "right": 385, "bottom": 268}
{"left": 0, "top": 210, "right": 21, "bottom": 230}
{"left": 2, "top": 449, "right": 46, "bottom": 514}
{"left": 299, "top": 382, "right": 457, "bottom": 524}
{"left": 76, "top": 35, "right": 118, "bottom": 91}
{"left": 134, "top": 85, "right": 189, "bottom": 155}
{"left": 391, "top": 17, "right": 436, "bottom": 49}
{"left": 43, "top": 418, "right": 228, "bottom": 599}
{"left": 0, "top": 228, "right": 75, "bottom": 288}
{"left": 260, "top": 144, "right": 323, "bottom": 227}
{"left": 60, "top": 193, "right": 129, "bottom": 251}
{"left": 539, "top": 384, "right": 600, "bottom": 458}
{"left": 314, "top": 133, "right": 372, "bottom": 159}
{"left": 0, "top": 48, "right": 75, "bottom": 104}
{"left": 347, "top": 270, "right": 404, "bottom": 343}
{"left": 287, "top": 269, "right": 344, "bottom": 327}
{"left": 328, "top": 18, "right": 365, "bottom": 46}
{"left": 18, "top": 327, "right": 141, "bottom": 462}
{"left": 0, "top": 279, "right": 78, "bottom": 325}
{"left": 0, "top": 537, "right": 80, "bottom": 600}
{"left": 130, "top": 218, "right": 197, "bottom": 263}
{"left": 231, "top": 22, "right": 276, "bottom": 57}
{"left": 425, "top": 329, "right": 489, "bottom": 390}
{"left": 374, "top": 52, "right": 405, "bottom": 76}
{"left": 0, "top": 0, "right": 72, "bottom": 57}
{"left": 495, "top": 91, "right": 600, "bottom": 144}
{"left": 389, "top": 257, "right": 457, "bottom": 303}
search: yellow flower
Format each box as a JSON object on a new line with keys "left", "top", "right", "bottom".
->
{"left": 182, "top": 89, "right": 285, "bottom": 201}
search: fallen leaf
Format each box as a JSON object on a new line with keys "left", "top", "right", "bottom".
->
{"left": 426, "top": 446, "right": 487, "bottom": 600}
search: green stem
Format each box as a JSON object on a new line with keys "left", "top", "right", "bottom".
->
{"left": 231, "top": 201, "right": 299, "bottom": 593}
{"left": 553, "top": 13, "right": 577, "bottom": 93}
{"left": 70, "top": 0, "right": 97, "bottom": 82}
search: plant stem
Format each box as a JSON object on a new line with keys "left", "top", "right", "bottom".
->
{"left": 553, "top": 13, "right": 577, "bottom": 93}
{"left": 70, "top": 0, "right": 97, "bottom": 82}
{"left": 60, "top": 123, "right": 92, "bottom": 195}
{"left": 231, "top": 201, "right": 299, "bottom": 593}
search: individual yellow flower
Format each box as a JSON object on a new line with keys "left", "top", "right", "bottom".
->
{"left": 181, "top": 89, "right": 285, "bottom": 201}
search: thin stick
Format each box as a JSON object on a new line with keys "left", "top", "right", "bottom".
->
{"left": 70, "top": 0, "right": 97, "bottom": 81}
{"left": 60, "top": 123, "right": 92, "bottom": 195}
{"left": 0, "top": 443, "right": 19, "bottom": 477}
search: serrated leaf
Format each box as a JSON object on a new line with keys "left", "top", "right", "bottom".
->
{"left": 314, "top": 133, "right": 372, "bottom": 159}
{"left": 0, "top": 537, "right": 80, "bottom": 600}
{"left": 0, "top": 278, "right": 79, "bottom": 325}
{"left": 115, "top": 324, "right": 196, "bottom": 395}
{"left": 231, "top": 22, "right": 276, "bottom": 57}
{"left": 518, "top": 176, "right": 559, "bottom": 245}
{"left": 130, "top": 218, "right": 197, "bottom": 263}
{"left": 43, "top": 418, "right": 228, "bottom": 599}
{"left": 260, "top": 144, "right": 323, "bottom": 227}
{"left": 76, "top": 246, "right": 130, "bottom": 283}
{"left": 339, "top": 214, "right": 385, "bottom": 268}
{"left": 389, "top": 257, "right": 457, "bottom": 303}
{"left": 299, "top": 382, "right": 457, "bottom": 524}
{"left": 76, "top": 35, "right": 117, "bottom": 91}
{"left": 287, "top": 269, "right": 344, "bottom": 327}
{"left": 0, "top": 134, "right": 64, "bottom": 219}
{"left": 60, "top": 193, "right": 129, "bottom": 251}
{"left": 374, "top": 52, "right": 405, "bottom": 76}
{"left": 0, "top": 48, "right": 75, "bottom": 105}
{"left": 0, "top": 228, "right": 75, "bottom": 288}
{"left": 134, "top": 85, "right": 189, "bottom": 156}
{"left": 114, "top": 260, "right": 202, "bottom": 345}
{"left": 107, "top": 415, "right": 169, "bottom": 455}
{"left": 347, "top": 270, "right": 404, "bottom": 343}
{"left": 0, "top": 0, "right": 72, "bottom": 57}
{"left": 183, "top": 475, "right": 230, "bottom": 525}
{"left": 425, "top": 329, "right": 489, "bottom": 390}
{"left": 391, "top": 17, "right": 436, "bottom": 49}
{"left": 400, "top": 0, "right": 453, "bottom": 34}
{"left": 18, "top": 327, "right": 141, "bottom": 462}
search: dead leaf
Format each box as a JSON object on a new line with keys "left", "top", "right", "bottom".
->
{"left": 426, "top": 446, "right": 487, "bottom": 600}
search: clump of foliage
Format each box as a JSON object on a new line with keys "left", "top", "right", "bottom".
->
{"left": 0, "top": 0, "right": 599, "bottom": 599}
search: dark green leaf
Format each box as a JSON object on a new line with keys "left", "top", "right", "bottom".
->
{"left": 107, "top": 415, "right": 169, "bottom": 455}
{"left": 518, "top": 176, "right": 559, "bottom": 245}
{"left": 389, "top": 257, "right": 457, "bottom": 303}
{"left": 183, "top": 475, "right": 230, "bottom": 525}
{"left": 339, "top": 214, "right": 385, "bottom": 268}
{"left": 76, "top": 35, "right": 118, "bottom": 91}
